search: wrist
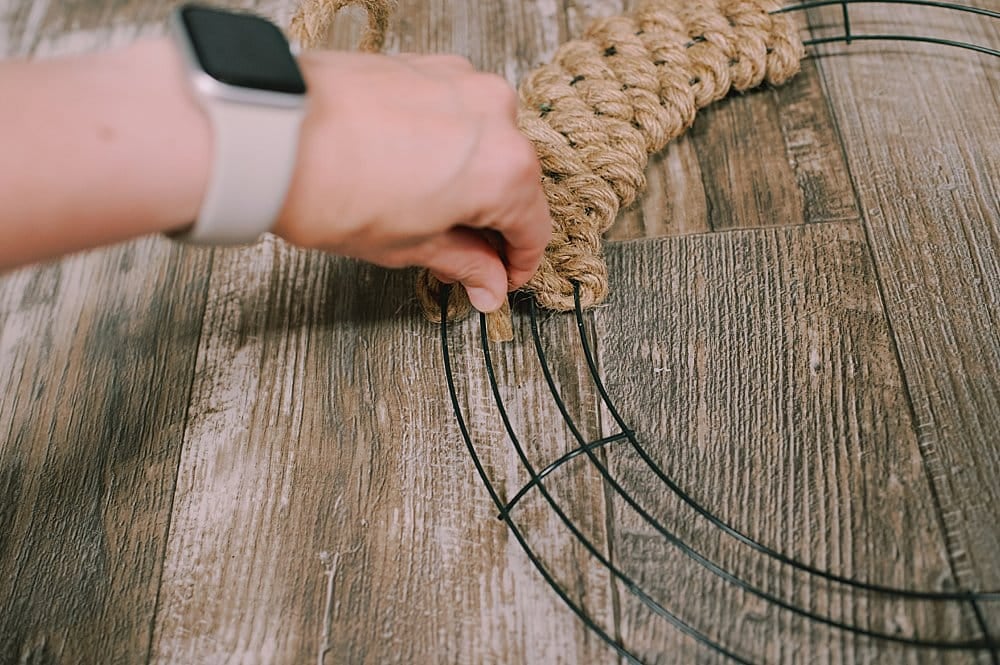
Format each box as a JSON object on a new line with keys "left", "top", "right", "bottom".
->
{"left": 270, "top": 51, "right": 354, "bottom": 250}
{"left": 166, "top": 4, "right": 312, "bottom": 245}
{"left": 270, "top": 53, "right": 319, "bottom": 247}
{"left": 122, "top": 37, "right": 212, "bottom": 236}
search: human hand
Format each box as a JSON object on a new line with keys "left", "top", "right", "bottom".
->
{"left": 272, "top": 52, "right": 552, "bottom": 313}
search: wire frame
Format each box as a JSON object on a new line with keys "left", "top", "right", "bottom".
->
{"left": 778, "top": 0, "right": 1000, "bottom": 57}
{"left": 440, "top": 3, "right": 1000, "bottom": 662}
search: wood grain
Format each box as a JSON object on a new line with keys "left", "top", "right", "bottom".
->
{"left": 2, "top": 0, "right": 998, "bottom": 663}
{"left": 811, "top": 0, "right": 1000, "bottom": 637}
{"left": 591, "top": 227, "right": 979, "bottom": 664}
{"left": 149, "top": 2, "right": 619, "bottom": 663}
{"left": 0, "top": 239, "right": 210, "bottom": 664}
{"left": 148, "top": 239, "right": 619, "bottom": 664}
{"left": 0, "top": 4, "right": 210, "bottom": 664}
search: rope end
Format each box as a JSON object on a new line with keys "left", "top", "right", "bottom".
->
{"left": 486, "top": 300, "right": 514, "bottom": 343}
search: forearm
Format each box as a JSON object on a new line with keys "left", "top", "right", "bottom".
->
{"left": 0, "top": 34, "right": 549, "bottom": 310}
{"left": 0, "top": 38, "right": 210, "bottom": 269}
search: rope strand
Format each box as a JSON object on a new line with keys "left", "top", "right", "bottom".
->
{"left": 289, "top": 0, "right": 396, "bottom": 52}
{"left": 289, "top": 0, "right": 804, "bottom": 340}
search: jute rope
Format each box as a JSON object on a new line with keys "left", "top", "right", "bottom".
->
{"left": 290, "top": 0, "right": 805, "bottom": 341}
{"left": 290, "top": 0, "right": 395, "bottom": 53}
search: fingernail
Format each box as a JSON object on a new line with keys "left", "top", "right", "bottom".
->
{"left": 466, "top": 286, "right": 503, "bottom": 312}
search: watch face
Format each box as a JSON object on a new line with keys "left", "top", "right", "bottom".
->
{"left": 180, "top": 5, "right": 306, "bottom": 95}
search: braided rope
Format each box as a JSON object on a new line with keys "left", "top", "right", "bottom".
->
{"left": 290, "top": 0, "right": 805, "bottom": 340}
{"left": 290, "top": 0, "right": 396, "bottom": 53}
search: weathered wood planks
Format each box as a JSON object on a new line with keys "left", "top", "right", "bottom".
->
{"left": 812, "top": 0, "right": 1000, "bottom": 638}
{"left": 591, "top": 227, "right": 977, "bottom": 663}
{"left": 0, "top": 239, "right": 211, "bottom": 663}
{"left": 0, "top": 0, "right": 997, "bottom": 663}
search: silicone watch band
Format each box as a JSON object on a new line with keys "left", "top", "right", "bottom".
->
{"left": 176, "top": 99, "right": 305, "bottom": 245}
{"left": 168, "top": 5, "right": 307, "bottom": 246}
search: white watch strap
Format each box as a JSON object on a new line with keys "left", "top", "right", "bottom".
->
{"left": 178, "top": 100, "right": 305, "bottom": 245}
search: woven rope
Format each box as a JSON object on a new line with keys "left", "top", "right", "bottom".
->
{"left": 290, "top": 0, "right": 804, "bottom": 340}
{"left": 290, "top": 0, "right": 396, "bottom": 53}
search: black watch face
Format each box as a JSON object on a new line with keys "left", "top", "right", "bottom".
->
{"left": 180, "top": 5, "right": 306, "bottom": 94}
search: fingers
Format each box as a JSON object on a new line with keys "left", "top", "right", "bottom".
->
{"left": 398, "top": 55, "right": 551, "bottom": 292}
{"left": 421, "top": 227, "right": 509, "bottom": 313}
{"left": 448, "top": 72, "right": 550, "bottom": 289}
{"left": 465, "top": 135, "right": 552, "bottom": 290}
{"left": 303, "top": 51, "right": 551, "bottom": 298}
{"left": 501, "top": 180, "right": 552, "bottom": 290}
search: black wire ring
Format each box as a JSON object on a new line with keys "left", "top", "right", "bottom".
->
{"left": 440, "top": 3, "right": 1000, "bottom": 661}
{"left": 776, "top": 0, "right": 1000, "bottom": 58}
{"left": 442, "top": 286, "right": 999, "bottom": 662}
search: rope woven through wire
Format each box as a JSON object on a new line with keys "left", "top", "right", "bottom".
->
{"left": 289, "top": 0, "right": 805, "bottom": 339}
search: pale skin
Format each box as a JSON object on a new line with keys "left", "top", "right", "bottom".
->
{"left": 0, "top": 38, "right": 552, "bottom": 313}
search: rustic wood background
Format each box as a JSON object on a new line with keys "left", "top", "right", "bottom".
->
{"left": 1, "top": 0, "right": 998, "bottom": 663}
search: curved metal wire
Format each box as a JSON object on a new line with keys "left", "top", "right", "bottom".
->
{"left": 569, "top": 283, "right": 1000, "bottom": 603}
{"left": 477, "top": 304, "right": 754, "bottom": 664}
{"left": 567, "top": 283, "right": 1000, "bottom": 661}
{"left": 524, "top": 295, "right": 997, "bottom": 652}
{"left": 443, "top": 297, "right": 1000, "bottom": 662}
{"left": 442, "top": 2, "right": 1000, "bottom": 661}
{"left": 498, "top": 431, "right": 632, "bottom": 518}
{"left": 775, "top": 0, "right": 1000, "bottom": 58}
{"left": 438, "top": 287, "right": 642, "bottom": 665}
{"left": 778, "top": 0, "right": 1000, "bottom": 19}
{"left": 802, "top": 35, "right": 999, "bottom": 58}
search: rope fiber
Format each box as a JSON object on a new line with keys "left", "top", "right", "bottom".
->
{"left": 293, "top": 1, "right": 1000, "bottom": 661}
{"left": 290, "top": 0, "right": 804, "bottom": 341}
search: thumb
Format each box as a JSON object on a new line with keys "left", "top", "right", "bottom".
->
{"left": 423, "top": 227, "right": 508, "bottom": 313}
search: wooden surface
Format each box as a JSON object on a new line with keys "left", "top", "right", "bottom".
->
{"left": 1, "top": 1, "right": 998, "bottom": 663}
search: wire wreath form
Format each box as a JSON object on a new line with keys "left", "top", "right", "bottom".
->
{"left": 441, "top": 284, "right": 1000, "bottom": 663}
{"left": 439, "top": 3, "right": 999, "bottom": 662}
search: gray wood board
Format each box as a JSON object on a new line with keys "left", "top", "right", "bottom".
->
{"left": 0, "top": 239, "right": 210, "bottom": 663}
{"left": 1, "top": 0, "right": 998, "bottom": 662}
{"left": 147, "top": 241, "right": 619, "bottom": 663}
{"left": 814, "top": 0, "right": 1000, "bottom": 636}
{"left": 590, "top": 227, "right": 986, "bottom": 663}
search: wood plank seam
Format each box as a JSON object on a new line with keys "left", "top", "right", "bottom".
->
{"left": 807, "top": 8, "right": 998, "bottom": 641}
{"left": 141, "top": 249, "right": 216, "bottom": 665}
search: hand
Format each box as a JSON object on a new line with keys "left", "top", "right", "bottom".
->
{"left": 272, "top": 52, "right": 552, "bottom": 313}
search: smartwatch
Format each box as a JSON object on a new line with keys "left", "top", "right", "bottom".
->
{"left": 169, "top": 4, "right": 308, "bottom": 245}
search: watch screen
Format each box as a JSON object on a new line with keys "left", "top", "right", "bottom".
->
{"left": 181, "top": 5, "right": 306, "bottom": 94}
